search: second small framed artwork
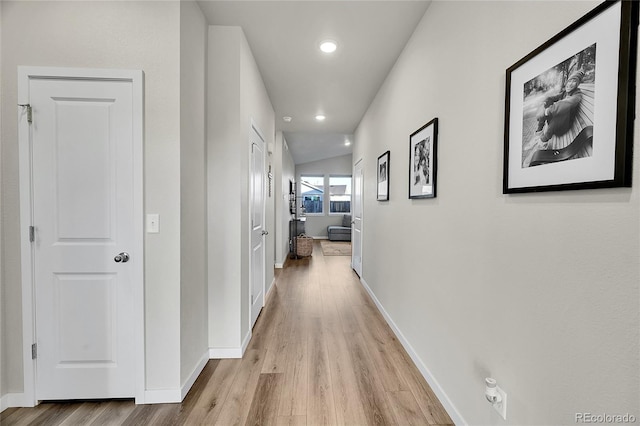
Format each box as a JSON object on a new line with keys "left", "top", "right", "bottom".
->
{"left": 409, "top": 118, "right": 438, "bottom": 199}
{"left": 377, "top": 151, "right": 390, "bottom": 201}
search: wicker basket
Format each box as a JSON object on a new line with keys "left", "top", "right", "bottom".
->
{"left": 296, "top": 234, "right": 313, "bottom": 257}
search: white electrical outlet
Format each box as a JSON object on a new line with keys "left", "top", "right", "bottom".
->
{"left": 493, "top": 385, "right": 507, "bottom": 420}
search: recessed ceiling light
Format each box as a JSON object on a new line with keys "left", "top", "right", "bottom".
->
{"left": 283, "top": 116, "right": 292, "bottom": 122}
{"left": 315, "top": 115, "right": 326, "bottom": 121}
{"left": 345, "top": 141, "right": 351, "bottom": 146}
{"left": 319, "top": 40, "right": 337, "bottom": 53}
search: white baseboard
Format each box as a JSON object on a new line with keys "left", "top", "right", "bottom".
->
{"left": 241, "top": 330, "right": 251, "bottom": 355}
{"left": 1, "top": 392, "right": 32, "bottom": 412}
{"left": 209, "top": 331, "right": 251, "bottom": 359}
{"left": 143, "top": 389, "right": 182, "bottom": 404}
{"left": 209, "top": 346, "right": 242, "bottom": 359}
{"left": 266, "top": 277, "right": 276, "bottom": 303}
{"left": 180, "top": 350, "right": 210, "bottom": 401}
{"left": 360, "top": 277, "right": 466, "bottom": 426}
{"left": 7, "top": 393, "right": 25, "bottom": 409}
{"left": 276, "top": 250, "right": 290, "bottom": 268}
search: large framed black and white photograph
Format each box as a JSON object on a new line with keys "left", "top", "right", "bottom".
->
{"left": 377, "top": 151, "right": 390, "bottom": 201}
{"left": 504, "top": 0, "right": 637, "bottom": 193}
{"left": 409, "top": 118, "right": 438, "bottom": 199}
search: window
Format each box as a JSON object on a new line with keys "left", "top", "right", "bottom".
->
{"left": 300, "top": 175, "right": 324, "bottom": 214}
{"left": 329, "top": 176, "right": 351, "bottom": 214}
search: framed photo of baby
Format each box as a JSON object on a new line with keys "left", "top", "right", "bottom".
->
{"left": 409, "top": 118, "right": 438, "bottom": 199}
{"left": 377, "top": 151, "right": 390, "bottom": 201}
{"left": 503, "top": 0, "right": 637, "bottom": 193}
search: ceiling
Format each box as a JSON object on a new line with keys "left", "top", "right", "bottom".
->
{"left": 197, "top": 1, "right": 431, "bottom": 164}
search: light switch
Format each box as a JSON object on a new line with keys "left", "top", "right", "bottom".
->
{"left": 147, "top": 214, "right": 159, "bottom": 233}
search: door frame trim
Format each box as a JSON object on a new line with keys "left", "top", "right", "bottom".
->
{"left": 18, "top": 66, "right": 145, "bottom": 405}
{"left": 352, "top": 158, "right": 364, "bottom": 276}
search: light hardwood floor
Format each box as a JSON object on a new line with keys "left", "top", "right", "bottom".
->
{"left": 1, "top": 241, "right": 453, "bottom": 425}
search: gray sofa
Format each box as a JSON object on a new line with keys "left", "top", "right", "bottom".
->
{"left": 327, "top": 214, "right": 352, "bottom": 241}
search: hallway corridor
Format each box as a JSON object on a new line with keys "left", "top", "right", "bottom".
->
{"left": 1, "top": 241, "right": 452, "bottom": 425}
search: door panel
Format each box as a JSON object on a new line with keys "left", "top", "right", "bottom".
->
{"left": 54, "top": 99, "right": 114, "bottom": 239}
{"left": 56, "top": 274, "right": 116, "bottom": 363}
{"left": 30, "top": 77, "right": 135, "bottom": 399}
{"left": 250, "top": 125, "right": 266, "bottom": 328}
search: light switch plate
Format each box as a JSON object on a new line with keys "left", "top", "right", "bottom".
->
{"left": 147, "top": 214, "right": 159, "bottom": 233}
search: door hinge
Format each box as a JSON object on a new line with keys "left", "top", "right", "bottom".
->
{"left": 18, "top": 104, "right": 32, "bottom": 124}
{"left": 251, "top": 295, "right": 254, "bottom": 305}
{"left": 32, "top": 343, "right": 37, "bottom": 359}
{"left": 29, "top": 226, "right": 35, "bottom": 242}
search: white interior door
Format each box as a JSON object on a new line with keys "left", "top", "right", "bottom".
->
{"left": 26, "top": 72, "right": 139, "bottom": 400}
{"left": 352, "top": 160, "right": 363, "bottom": 276}
{"left": 250, "top": 124, "right": 266, "bottom": 328}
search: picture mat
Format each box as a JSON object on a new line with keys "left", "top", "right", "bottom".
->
{"left": 507, "top": 3, "right": 620, "bottom": 189}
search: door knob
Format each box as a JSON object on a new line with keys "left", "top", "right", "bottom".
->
{"left": 114, "top": 252, "right": 130, "bottom": 263}
{"left": 261, "top": 230, "right": 269, "bottom": 235}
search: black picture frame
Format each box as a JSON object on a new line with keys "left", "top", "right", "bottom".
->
{"left": 503, "top": 0, "right": 638, "bottom": 194}
{"left": 377, "top": 151, "right": 390, "bottom": 201}
{"left": 409, "top": 118, "right": 438, "bottom": 199}
{"left": 289, "top": 179, "right": 296, "bottom": 214}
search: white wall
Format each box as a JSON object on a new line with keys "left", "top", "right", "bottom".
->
{"left": 1, "top": 0, "right": 182, "bottom": 395}
{"left": 179, "top": 0, "right": 208, "bottom": 389}
{"left": 275, "top": 132, "right": 295, "bottom": 267}
{"left": 296, "top": 154, "right": 353, "bottom": 238}
{"left": 207, "top": 26, "right": 243, "bottom": 351}
{"left": 207, "top": 25, "right": 275, "bottom": 353}
{"left": 239, "top": 32, "right": 276, "bottom": 338}
{"left": 354, "top": 1, "right": 639, "bottom": 424}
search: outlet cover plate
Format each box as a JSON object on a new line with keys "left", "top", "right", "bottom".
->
{"left": 494, "top": 385, "right": 507, "bottom": 420}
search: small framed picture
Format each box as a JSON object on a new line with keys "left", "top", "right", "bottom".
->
{"left": 377, "top": 151, "right": 390, "bottom": 201}
{"left": 409, "top": 118, "right": 438, "bottom": 199}
{"left": 504, "top": 0, "right": 637, "bottom": 193}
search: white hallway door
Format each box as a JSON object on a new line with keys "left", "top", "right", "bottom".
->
{"left": 24, "top": 70, "right": 141, "bottom": 400}
{"left": 352, "top": 159, "right": 363, "bottom": 277}
{"left": 250, "top": 124, "right": 266, "bottom": 328}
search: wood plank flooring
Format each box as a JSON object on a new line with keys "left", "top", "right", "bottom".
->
{"left": 1, "top": 241, "right": 453, "bottom": 425}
